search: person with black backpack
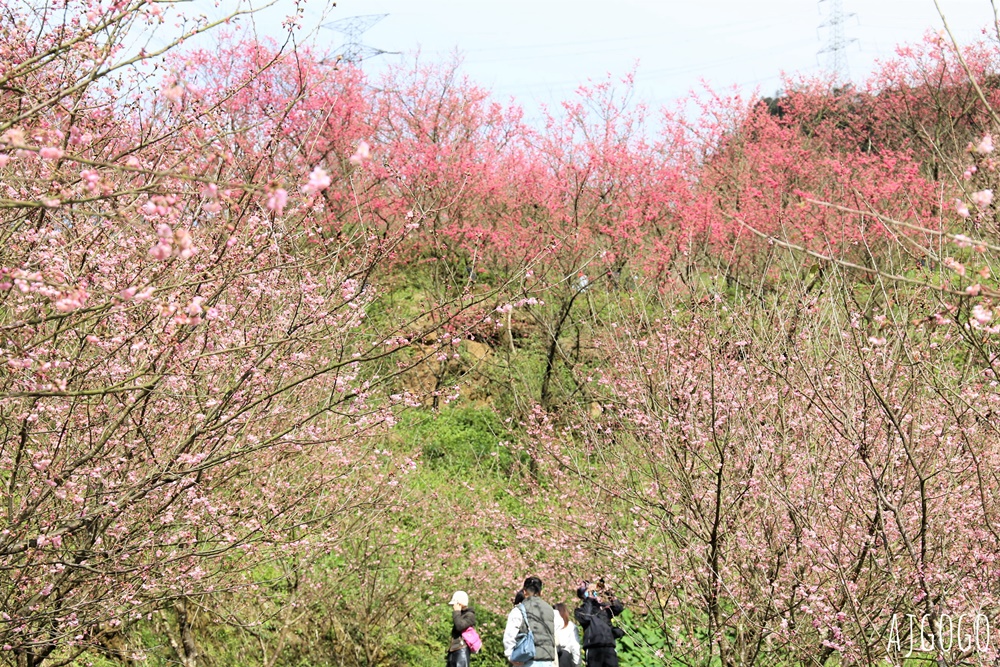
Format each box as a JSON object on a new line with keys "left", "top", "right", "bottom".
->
{"left": 574, "top": 580, "right": 625, "bottom": 667}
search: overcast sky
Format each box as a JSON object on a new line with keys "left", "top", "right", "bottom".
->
{"left": 309, "top": 1, "right": 996, "bottom": 104}
{"left": 196, "top": 0, "right": 999, "bottom": 124}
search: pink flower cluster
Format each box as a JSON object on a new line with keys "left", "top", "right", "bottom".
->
{"left": 301, "top": 166, "right": 331, "bottom": 195}
{"left": 149, "top": 224, "right": 195, "bottom": 260}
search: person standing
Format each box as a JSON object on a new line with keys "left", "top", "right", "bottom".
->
{"left": 554, "top": 602, "right": 581, "bottom": 667}
{"left": 574, "top": 581, "right": 624, "bottom": 667}
{"left": 447, "top": 590, "right": 476, "bottom": 667}
{"left": 503, "top": 576, "right": 558, "bottom": 667}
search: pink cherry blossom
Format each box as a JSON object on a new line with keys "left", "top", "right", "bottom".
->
{"left": 349, "top": 140, "right": 371, "bottom": 166}
{"left": 1, "top": 128, "right": 26, "bottom": 146}
{"left": 971, "top": 304, "right": 993, "bottom": 326}
{"left": 976, "top": 133, "right": 994, "bottom": 153}
{"left": 942, "top": 257, "right": 966, "bottom": 276}
{"left": 266, "top": 187, "right": 288, "bottom": 215}
{"left": 134, "top": 286, "right": 155, "bottom": 301}
{"left": 69, "top": 129, "right": 92, "bottom": 146}
{"left": 970, "top": 188, "right": 993, "bottom": 208}
{"left": 163, "top": 84, "right": 184, "bottom": 107}
{"left": 185, "top": 296, "right": 205, "bottom": 316}
{"left": 301, "top": 166, "right": 331, "bottom": 195}
{"left": 149, "top": 241, "right": 172, "bottom": 260}
{"left": 80, "top": 169, "right": 100, "bottom": 191}
{"left": 174, "top": 229, "right": 195, "bottom": 259}
{"left": 53, "top": 288, "right": 87, "bottom": 312}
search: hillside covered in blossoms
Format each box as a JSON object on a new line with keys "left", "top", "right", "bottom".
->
{"left": 3, "top": 1, "right": 1000, "bottom": 666}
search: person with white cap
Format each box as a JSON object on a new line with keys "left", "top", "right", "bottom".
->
{"left": 447, "top": 590, "right": 476, "bottom": 667}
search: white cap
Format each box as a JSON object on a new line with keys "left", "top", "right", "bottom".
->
{"left": 449, "top": 591, "right": 469, "bottom": 607}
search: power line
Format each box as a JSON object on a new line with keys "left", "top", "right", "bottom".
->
{"left": 488, "top": 37, "right": 819, "bottom": 97}
{"left": 426, "top": 17, "right": 780, "bottom": 56}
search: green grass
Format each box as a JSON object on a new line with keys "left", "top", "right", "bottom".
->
{"left": 393, "top": 405, "right": 518, "bottom": 478}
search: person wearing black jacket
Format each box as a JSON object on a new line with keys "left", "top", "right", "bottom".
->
{"left": 447, "top": 590, "right": 476, "bottom": 667}
{"left": 573, "top": 581, "right": 624, "bottom": 667}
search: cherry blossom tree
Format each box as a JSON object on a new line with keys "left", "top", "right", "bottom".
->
{"left": 0, "top": 2, "right": 488, "bottom": 665}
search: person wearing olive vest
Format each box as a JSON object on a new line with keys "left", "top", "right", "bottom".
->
{"left": 503, "top": 576, "right": 558, "bottom": 667}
